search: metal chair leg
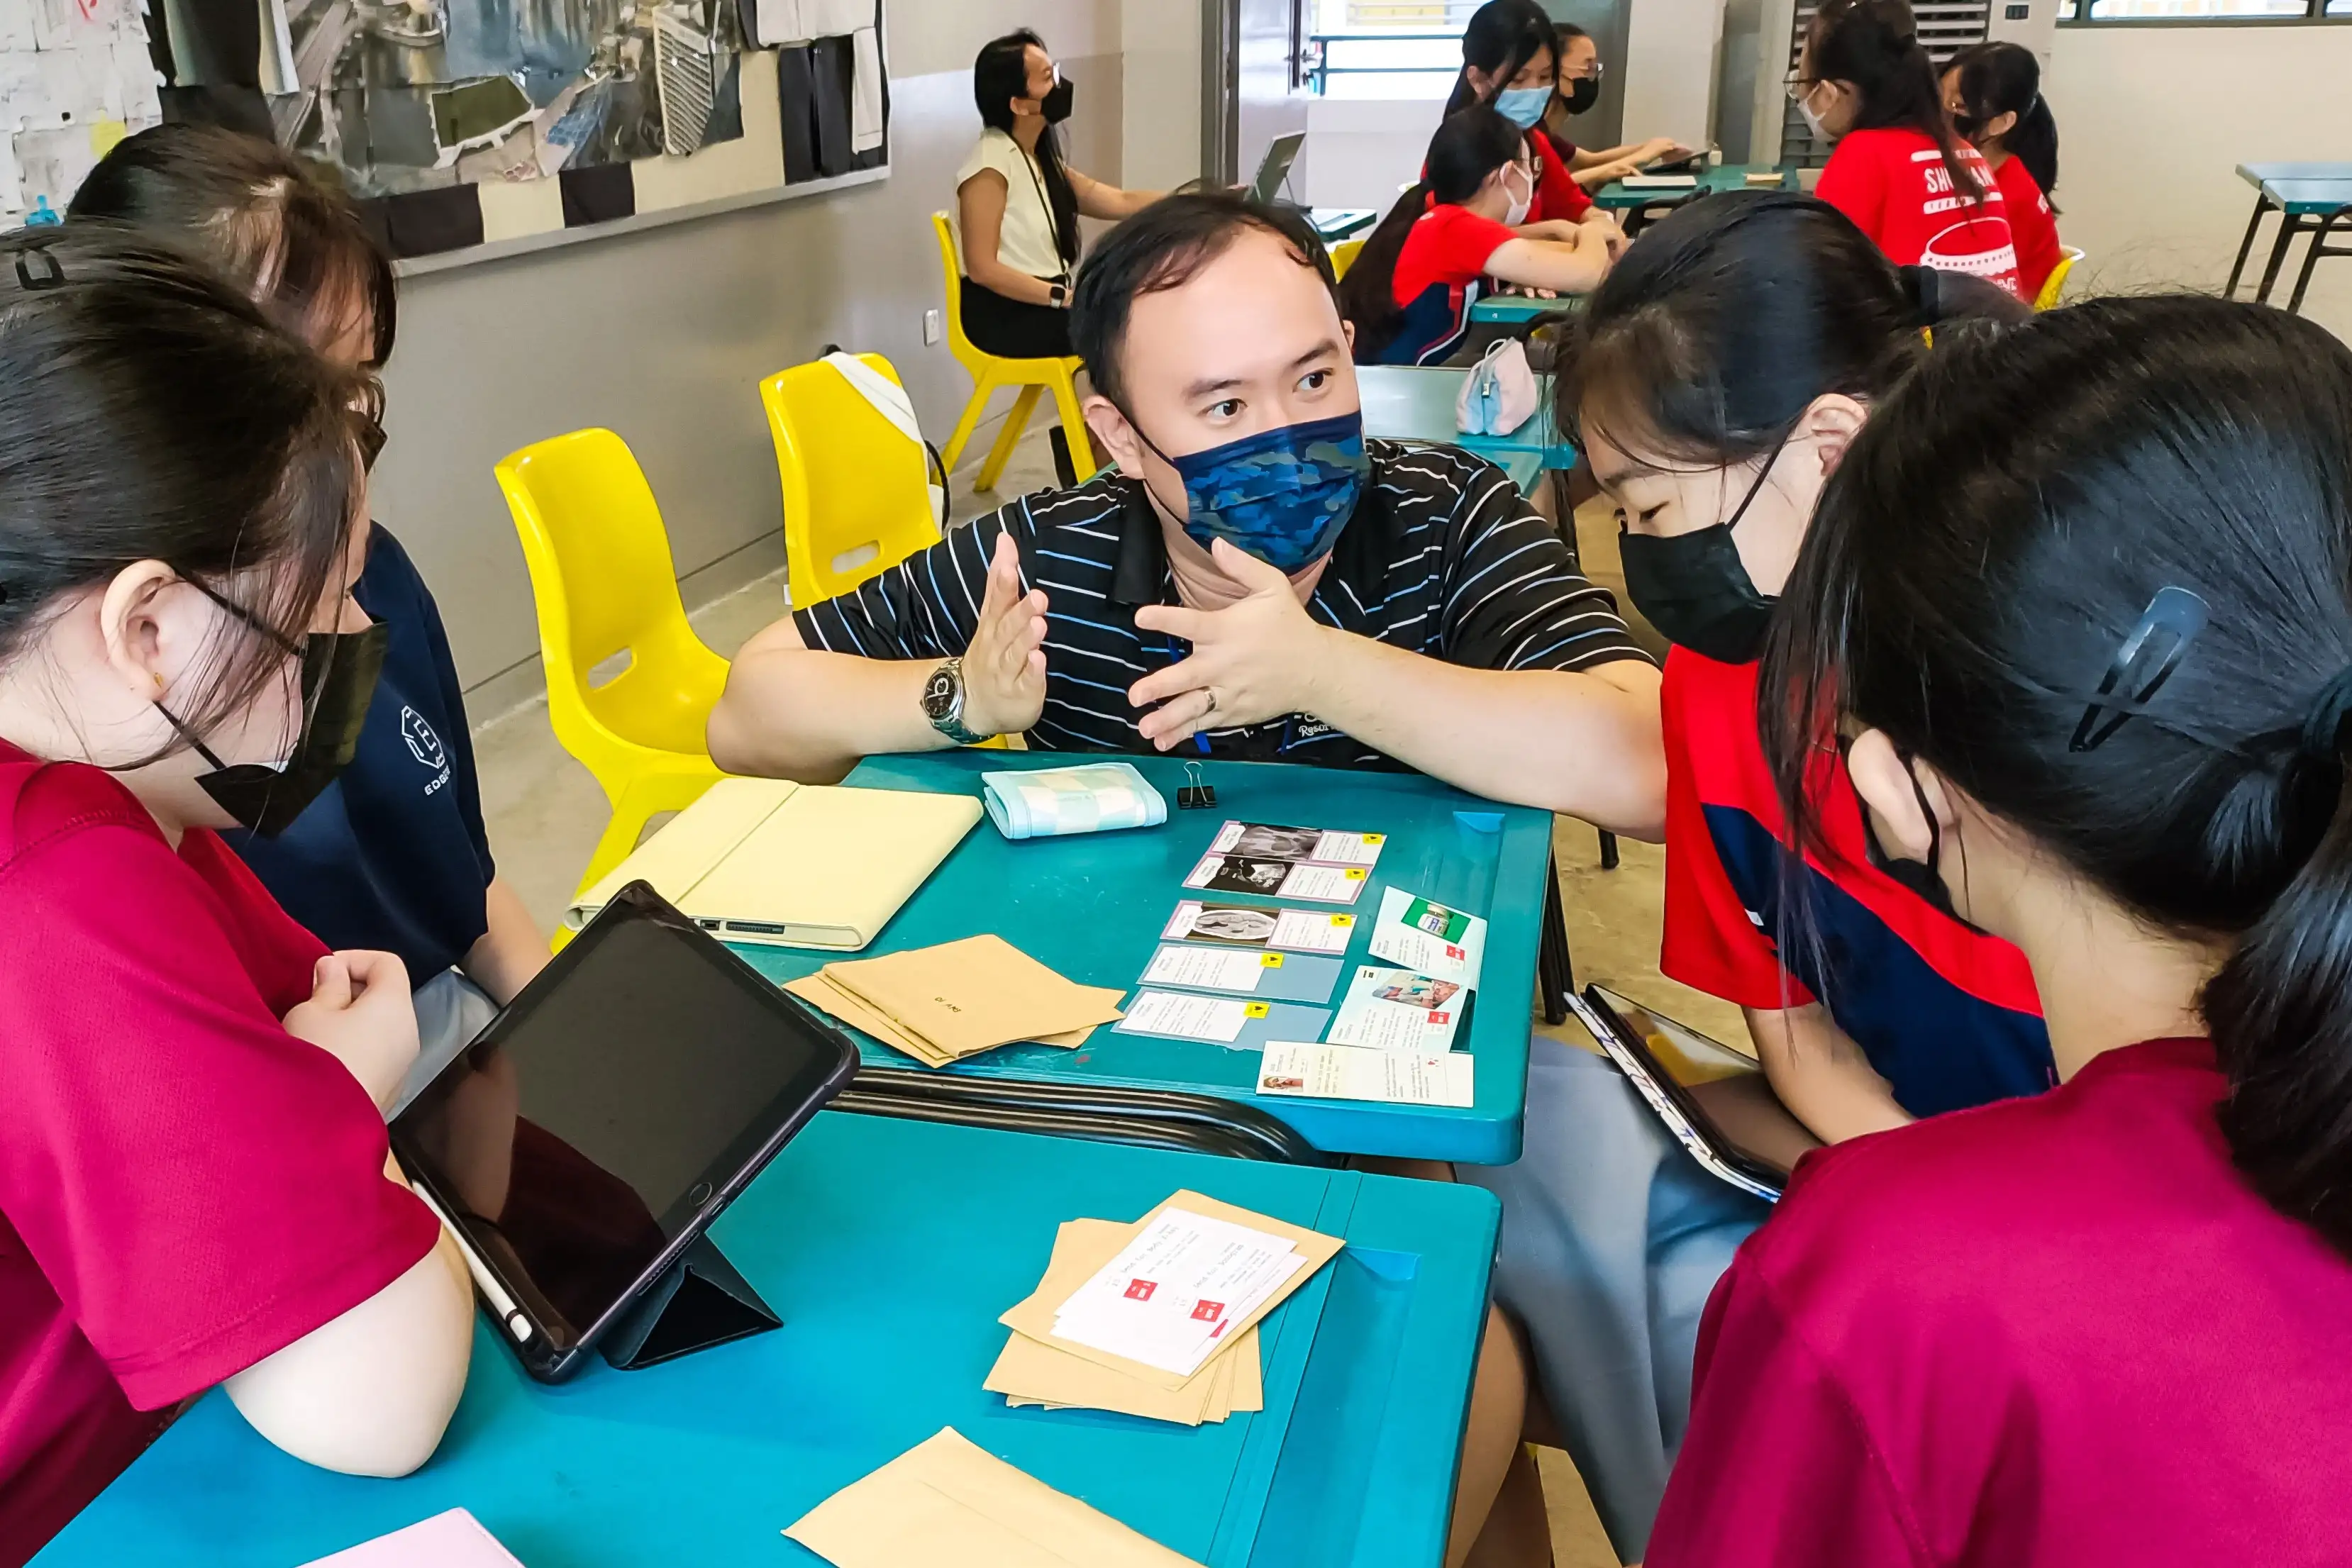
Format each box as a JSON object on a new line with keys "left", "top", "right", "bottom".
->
{"left": 2256, "top": 212, "right": 2309, "bottom": 305}
{"left": 1598, "top": 829, "right": 1619, "bottom": 871}
{"left": 2225, "top": 194, "right": 2270, "bottom": 298}
{"left": 1539, "top": 852, "right": 1572, "bottom": 1025}
{"left": 2286, "top": 206, "right": 2352, "bottom": 316}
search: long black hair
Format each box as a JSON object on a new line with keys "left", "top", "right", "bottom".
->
{"left": 1759, "top": 296, "right": 2352, "bottom": 1257}
{"left": 72, "top": 122, "right": 396, "bottom": 367}
{"left": 1338, "top": 106, "right": 1526, "bottom": 362}
{"left": 1807, "top": 0, "right": 1983, "bottom": 201}
{"left": 1443, "top": 0, "right": 1557, "bottom": 116}
{"left": 0, "top": 226, "right": 371, "bottom": 760}
{"left": 974, "top": 29, "right": 1080, "bottom": 270}
{"left": 1947, "top": 40, "right": 2058, "bottom": 198}
{"left": 1565, "top": 190, "right": 2025, "bottom": 464}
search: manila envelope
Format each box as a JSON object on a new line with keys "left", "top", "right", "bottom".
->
{"left": 822, "top": 935, "right": 1125, "bottom": 1059}
{"left": 999, "top": 1191, "right": 1343, "bottom": 1392}
{"left": 786, "top": 972, "right": 1116, "bottom": 1064}
{"left": 985, "top": 1220, "right": 1263, "bottom": 1425}
{"left": 784, "top": 1427, "right": 1204, "bottom": 1568}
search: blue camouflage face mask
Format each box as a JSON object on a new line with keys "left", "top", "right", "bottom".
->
{"left": 1137, "top": 410, "right": 1372, "bottom": 573}
{"left": 1493, "top": 84, "right": 1552, "bottom": 128}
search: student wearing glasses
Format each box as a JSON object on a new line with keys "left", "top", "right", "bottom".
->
{"left": 1543, "top": 23, "right": 1691, "bottom": 191}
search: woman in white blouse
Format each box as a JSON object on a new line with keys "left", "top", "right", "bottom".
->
{"left": 957, "top": 29, "right": 1159, "bottom": 360}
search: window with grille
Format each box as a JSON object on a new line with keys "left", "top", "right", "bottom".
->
{"left": 1304, "top": 0, "right": 1485, "bottom": 98}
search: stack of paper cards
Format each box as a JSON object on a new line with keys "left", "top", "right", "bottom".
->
{"left": 299, "top": 1511, "right": 524, "bottom": 1567}
{"left": 1326, "top": 964, "right": 1466, "bottom": 1052}
{"left": 1256, "top": 1040, "right": 1475, "bottom": 1108}
{"left": 1366, "top": 887, "right": 1487, "bottom": 989}
{"left": 987, "top": 1219, "right": 1263, "bottom": 1424}
{"left": 786, "top": 1428, "right": 1204, "bottom": 1567}
{"left": 1161, "top": 899, "right": 1355, "bottom": 953}
{"left": 982, "top": 762, "right": 1167, "bottom": 840}
{"left": 1183, "top": 821, "right": 1382, "bottom": 906}
{"left": 988, "top": 1191, "right": 1343, "bottom": 1424}
{"left": 784, "top": 934, "right": 1124, "bottom": 1067}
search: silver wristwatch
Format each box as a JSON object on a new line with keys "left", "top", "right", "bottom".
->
{"left": 920, "top": 657, "right": 992, "bottom": 745}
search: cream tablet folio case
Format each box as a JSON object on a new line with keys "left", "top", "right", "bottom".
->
{"left": 563, "top": 778, "right": 981, "bottom": 950}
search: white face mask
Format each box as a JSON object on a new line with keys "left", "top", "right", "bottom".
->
{"left": 1501, "top": 163, "right": 1534, "bottom": 227}
{"left": 1797, "top": 82, "right": 1835, "bottom": 143}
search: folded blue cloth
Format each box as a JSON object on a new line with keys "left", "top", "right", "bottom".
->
{"left": 982, "top": 762, "right": 1167, "bottom": 840}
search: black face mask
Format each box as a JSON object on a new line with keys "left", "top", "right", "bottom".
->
{"left": 155, "top": 583, "right": 388, "bottom": 838}
{"left": 1558, "top": 77, "right": 1599, "bottom": 116}
{"left": 1855, "top": 744, "right": 1982, "bottom": 930}
{"left": 1041, "top": 74, "right": 1075, "bottom": 125}
{"left": 1616, "top": 434, "right": 1790, "bottom": 665}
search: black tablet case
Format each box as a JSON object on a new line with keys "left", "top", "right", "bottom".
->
{"left": 599, "top": 1232, "right": 780, "bottom": 1370}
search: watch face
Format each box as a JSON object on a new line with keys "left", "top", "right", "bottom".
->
{"left": 921, "top": 666, "right": 958, "bottom": 721}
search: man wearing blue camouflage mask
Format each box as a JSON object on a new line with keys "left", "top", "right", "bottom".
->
{"left": 711, "top": 192, "right": 1663, "bottom": 838}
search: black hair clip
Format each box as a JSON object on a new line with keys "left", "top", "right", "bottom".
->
{"left": 1177, "top": 760, "right": 1215, "bottom": 810}
{"left": 13, "top": 248, "right": 63, "bottom": 291}
{"left": 2070, "top": 586, "right": 2208, "bottom": 752}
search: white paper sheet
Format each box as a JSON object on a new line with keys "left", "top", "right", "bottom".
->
{"left": 1257, "top": 1041, "right": 1474, "bottom": 1108}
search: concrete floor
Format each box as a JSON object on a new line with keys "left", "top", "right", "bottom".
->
{"left": 469, "top": 429, "right": 1718, "bottom": 1566}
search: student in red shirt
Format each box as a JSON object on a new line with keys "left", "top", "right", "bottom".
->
{"left": 0, "top": 228, "right": 472, "bottom": 1561}
{"left": 1944, "top": 40, "right": 2065, "bottom": 300}
{"left": 1461, "top": 191, "right": 2037, "bottom": 1564}
{"left": 1649, "top": 294, "right": 2352, "bottom": 1566}
{"left": 1544, "top": 22, "right": 1692, "bottom": 192}
{"left": 1342, "top": 106, "right": 1616, "bottom": 365}
{"left": 1796, "top": 0, "right": 2022, "bottom": 296}
{"left": 1443, "top": 0, "right": 1609, "bottom": 228}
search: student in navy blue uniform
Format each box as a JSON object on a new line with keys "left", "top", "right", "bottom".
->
{"left": 1341, "top": 106, "right": 1615, "bottom": 366}
{"left": 72, "top": 125, "right": 548, "bottom": 1103}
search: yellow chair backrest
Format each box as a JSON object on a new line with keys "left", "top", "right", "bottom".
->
{"left": 1328, "top": 238, "right": 1365, "bottom": 280}
{"left": 762, "top": 353, "right": 942, "bottom": 608}
{"left": 933, "top": 211, "right": 989, "bottom": 375}
{"left": 2035, "top": 245, "right": 2085, "bottom": 311}
{"left": 494, "top": 428, "right": 731, "bottom": 760}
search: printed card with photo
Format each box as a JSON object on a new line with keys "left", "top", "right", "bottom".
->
{"left": 1161, "top": 901, "right": 1356, "bottom": 954}
{"left": 1207, "top": 820, "right": 1386, "bottom": 869}
{"left": 1184, "top": 853, "right": 1371, "bottom": 905}
{"left": 1326, "top": 964, "right": 1466, "bottom": 1052}
{"left": 1367, "top": 886, "right": 1488, "bottom": 989}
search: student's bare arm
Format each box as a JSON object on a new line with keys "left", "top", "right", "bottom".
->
{"left": 1068, "top": 167, "right": 1161, "bottom": 220}
{"left": 222, "top": 1165, "right": 473, "bottom": 1477}
{"left": 1742, "top": 1003, "right": 1915, "bottom": 1145}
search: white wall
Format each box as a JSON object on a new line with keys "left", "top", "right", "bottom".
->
{"left": 2046, "top": 22, "right": 2352, "bottom": 343}
{"left": 1295, "top": 95, "right": 1441, "bottom": 211}
{"left": 1121, "top": 0, "right": 1204, "bottom": 191}
{"left": 1621, "top": 0, "right": 1724, "bottom": 148}
{"left": 370, "top": 0, "right": 1162, "bottom": 707}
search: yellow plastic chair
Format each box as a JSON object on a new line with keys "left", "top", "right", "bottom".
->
{"left": 2035, "top": 245, "right": 2085, "bottom": 311}
{"left": 494, "top": 428, "right": 731, "bottom": 899}
{"left": 932, "top": 211, "right": 1097, "bottom": 491}
{"left": 1328, "top": 237, "right": 1365, "bottom": 280}
{"left": 761, "top": 352, "right": 943, "bottom": 610}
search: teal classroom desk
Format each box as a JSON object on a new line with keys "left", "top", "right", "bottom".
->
{"left": 2225, "top": 169, "right": 2352, "bottom": 310}
{"left": 1467, "top": 292, "right": 1577, "bottom": 325}
{"left": 736, "top": 751, "right": 1551, "bottom": 1166}
{"left": 36, "top": 1113, "right": 1502, "bottom": 1568}
{"left": 1355, "top": 364, "right": 1576, "bottom": 486}
{"left": 1592, "top": 163, "right": 1794, "bottom": 211}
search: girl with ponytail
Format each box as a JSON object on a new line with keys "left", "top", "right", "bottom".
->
{"left": 1944, "top": 40, "right": 2066, "bottom": 299}
{"left": 1799, "top": 0, "right": 2026, "bottom": 296}
{"left": 1460, "top": 189, "right": 2034, "bottom": 1564}
{"left": 1653, "top": 293, "right": 2352, "bottom": 1564}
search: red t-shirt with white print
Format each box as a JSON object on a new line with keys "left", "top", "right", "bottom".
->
{"left": 1815, "top": 128, "right": 2021, "bottom": 299}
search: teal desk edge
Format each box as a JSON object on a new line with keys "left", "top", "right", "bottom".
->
{"left": 38, "top": 1115, "right": 1502, "bottom": 1568}
{"left": 744, "top": 752, "right": 1543, "bottom": 1164}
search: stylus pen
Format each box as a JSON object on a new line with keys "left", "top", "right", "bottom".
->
{"left": 409, "top": 1181, "right": 536, "bottom": 1344}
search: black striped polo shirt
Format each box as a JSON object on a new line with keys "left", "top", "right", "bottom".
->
{"left": 794, "top": 438, "right": 1650, "bottom": 767}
